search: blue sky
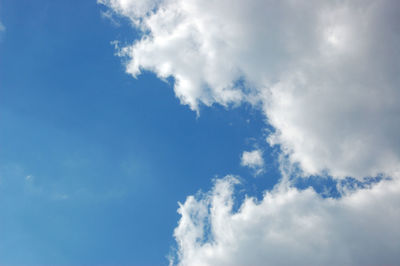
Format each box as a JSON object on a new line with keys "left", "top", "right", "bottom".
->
{"left": 0, "top": 1, "right": 279, "bottom": 264}
{"left": 1, "top": 1, "right": 400, "bottom": 265}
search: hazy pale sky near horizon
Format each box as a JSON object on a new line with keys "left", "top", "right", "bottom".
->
{"left": 1, "top": 1, "right": 399, "bottom": 265}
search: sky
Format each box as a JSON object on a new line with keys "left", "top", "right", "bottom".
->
{"left": 0, "top": 0, "right": 399, "bottom": 266}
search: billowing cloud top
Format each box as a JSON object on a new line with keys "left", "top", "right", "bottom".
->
{"left": 172, "top": 176, "right": 400, "bottom": 266}
{"left": 101, "top": 0, "right": 400, "bottom": 180}
{"left": 100, "top": 1, "right": 400, "bottom": 265}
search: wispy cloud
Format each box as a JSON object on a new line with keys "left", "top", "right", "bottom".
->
{"left": 0, "top": 21, "right": 5, "bottom": 32}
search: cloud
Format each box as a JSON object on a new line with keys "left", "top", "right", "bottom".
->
{"left": 6, "top": 2, "right": 398, "bottom": 265}
{"left": 97, "top": 0, "right": 160, "bottom": 24}
{"left": 241, "top": 149, "right": 264, "bottom": 174}
{"left": 100, "top": 1, "right": 400, "bottom": 265}
{"left": 100, "top": 0, "right": 400, "bottom": 180}
{"left": 171, "top": 176, "right": 400, "bottom": 266}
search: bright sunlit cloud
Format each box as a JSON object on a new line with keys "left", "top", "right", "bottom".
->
{"left": 99, "top": 0, "right": 400, "bottom": 265}
{"left": 101, "top": 0, "right": 400, "bottom": 180}
{"left": 172, "top": 176, "right": 400, "bottom": 266}
{"left": 241, "top": 149, "right": 264, "bottom": 175}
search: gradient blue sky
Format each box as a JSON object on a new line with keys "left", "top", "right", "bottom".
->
{"left": 0, "top": 1, "right": 279, "bottom": 264}
{"left": 2, "top": 1, "right": 400, "bottom": 265}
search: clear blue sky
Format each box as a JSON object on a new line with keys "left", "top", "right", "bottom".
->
{"left": 0, "top": 1, "right": 279, "bottom": 264}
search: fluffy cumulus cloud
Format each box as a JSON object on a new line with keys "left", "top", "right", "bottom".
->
{"left": 241, "top": 149, "right": 264, "bottom": 174}
{"left": 172, "top": 176, "right": 400, "bottom": 266}
{"left": 100, "top": 0, "right": 400, "bottom": 265}
{"left": 100, "top": 0, "right": 400, "bottom": 180}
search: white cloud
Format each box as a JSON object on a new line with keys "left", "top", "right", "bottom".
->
{"left": 97, "top": 0, "right": 160, "bottom": 24}
{"left": 100, "top": 1, "right": 400, "bottom": 265}
{"left": 101, "top": 0, "right": 400, "bottom": 180}
{"left": 241, "top": 149, "right": 264, "bottom": 174}
{"left": 172, "top": 176, "right": 400, "bottom": 266}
